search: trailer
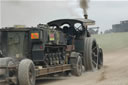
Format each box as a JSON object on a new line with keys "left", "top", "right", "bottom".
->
{"left": 0, "top": 18, "right": 103, "bottom": 85}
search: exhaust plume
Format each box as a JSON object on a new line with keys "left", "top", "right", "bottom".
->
{"left": 79, "top": 0, "right": 89, "bottom": 15}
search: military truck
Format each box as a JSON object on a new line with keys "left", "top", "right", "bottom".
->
{"left": 0, "top": 18, "right": 103, "bottom": 85}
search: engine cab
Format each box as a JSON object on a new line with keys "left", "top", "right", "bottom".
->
{"left": 48, "top": 18, "right": 95, "bottom": 52}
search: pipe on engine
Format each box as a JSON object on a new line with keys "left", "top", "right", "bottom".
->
{"left": 84, "top": 14, "right": 88, "bottom": 19}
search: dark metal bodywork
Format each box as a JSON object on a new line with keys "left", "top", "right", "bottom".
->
{"left": 0, "top": 27, "right": 66, "bottom": 61}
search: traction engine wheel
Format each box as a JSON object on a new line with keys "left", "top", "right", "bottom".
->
{"left": 84, "top": 38, "right": 99, "bottom": 71}
{"left": 70, "top": 52, "right": 82, "bottom": 76}
{"left": 98, "top": 48, "right": 103, "bottom": 69}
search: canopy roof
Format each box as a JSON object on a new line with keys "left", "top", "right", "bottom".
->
{"left": 48, "top": 18, "right": 95, "bottom": 26}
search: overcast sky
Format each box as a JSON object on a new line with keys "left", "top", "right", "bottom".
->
{"left": 1, "top": 0, "right": 128, "bottom": 32}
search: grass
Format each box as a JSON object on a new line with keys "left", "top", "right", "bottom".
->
{"left": 92, "top": 32, "right": 128, "bottom": 53}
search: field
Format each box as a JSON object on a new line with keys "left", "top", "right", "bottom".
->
{"left": 93, "top": 32, "right": 128, "bottom": 53}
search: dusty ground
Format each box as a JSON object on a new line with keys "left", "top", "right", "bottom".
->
{"left": 37, "top": 47, "right": 128, "bottom": 85}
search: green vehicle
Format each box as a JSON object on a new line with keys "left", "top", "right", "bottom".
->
{"left": 0, "top": 18, "right": 103, "bottom": 85}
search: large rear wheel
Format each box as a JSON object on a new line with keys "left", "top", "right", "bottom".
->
{"left": 83, "top": 38, "right": 88, "bottom": 71}
{"left": 98, "top": 48, "right": 103, "bottom": 69}
{"left": 85, "top": 38, "right": 99, "bottom": 71}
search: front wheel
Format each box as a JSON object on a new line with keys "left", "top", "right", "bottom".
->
{"left": 18, "top": 59, "right": 36, "bottom": 85}
{"left": 70, "top": 52, "right": 82, "bottom": 76}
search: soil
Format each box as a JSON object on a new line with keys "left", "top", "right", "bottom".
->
{"left": 37, "top": 47, "right": 128, "bottom": 85}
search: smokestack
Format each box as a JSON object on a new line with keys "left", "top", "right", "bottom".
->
{"left": 84, "top": 14, "right": 88, "bottom": 29}
{"left": 79, "top": 0, "right": 89, "bottom": 19}
{"left": 84, "top": 14, "right": 88, "bottom": 19}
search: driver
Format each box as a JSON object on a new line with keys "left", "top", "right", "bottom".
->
{"left": 67, "top": 27, "right": 75, "bottom": 45}
{"left": 63, "top": 26, "right": 75, "bottom": 45}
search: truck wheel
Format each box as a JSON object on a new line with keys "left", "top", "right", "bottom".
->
{"left": 85, "top": 38, "right": 99, "bottom": 71}
{"left": 70, "top": 52, "right": 82, "bottom": 76}
{"left": 0, "top": 57, "right": 15, "bottom": 76}
{"left": 0, "top": 58, "right": 16, "bottom": 85}
{"left": 18, "top": 59, "right": 36, "bottom": 85}
{"left": 98, "top": 48, "right": 103, "bottom": 69}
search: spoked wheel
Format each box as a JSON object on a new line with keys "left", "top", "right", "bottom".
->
{"left": 91, "top": 40, "right": 99, "bottom": 70}
{"left": 70, "top": 52, "right": 82, "bottom": 76}
{"left": 83, "top": 38, "right": 88, "bottom": 71}
{"left": 98, "top": 48, "right": 103, "bottom": 69}
{"left": 85, "top": 38, "right": 99, "bottom": 71}
{"left": 76, "top": 56, "right": 82, "bottom": 75}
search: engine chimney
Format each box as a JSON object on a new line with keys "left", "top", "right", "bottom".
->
{"left": 84, "top": 14, "right": 88, "bottom": 19}
{"left": 84, "top": 14, "right": 89, "bottom": 30}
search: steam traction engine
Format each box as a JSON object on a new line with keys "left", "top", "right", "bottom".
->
{"left": 0, "top": 18, "right": 103, "bottom": 85}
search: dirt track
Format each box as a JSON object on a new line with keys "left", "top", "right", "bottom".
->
{"left": 37, "top": 47, "right": 128, "bottom": 85}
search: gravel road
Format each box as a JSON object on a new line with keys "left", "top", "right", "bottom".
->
{"left": 37, "top": 47, "right": 128, "bottom": 85}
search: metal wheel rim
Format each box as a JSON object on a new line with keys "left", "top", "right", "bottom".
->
{"left": 92, "top": 42, "right": 98, "bottom": 69}
{"left": 77, "top": 56, "right": 82, "bottom": 74}
{"left": 29, "top": 68, "right": 34, "bottom": 84}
